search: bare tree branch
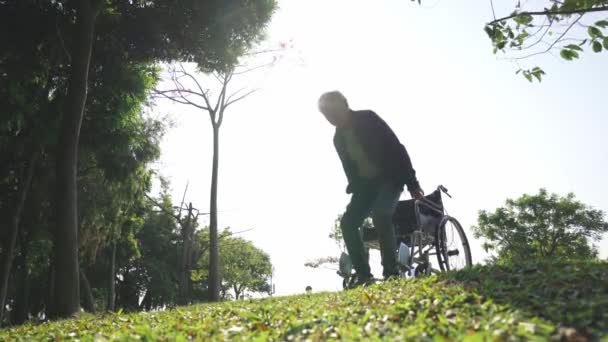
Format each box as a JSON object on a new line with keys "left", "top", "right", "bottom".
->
{"left": 233, "top": 60, "right": 278, "bottom": 76}
{"left": 145, "top": 193, "right": 182, "bottom": 225}
{"left": 227, "top": 228, "right": 254, "bottom": 236}
{"left": 488, "top": 5, "right": 608, "bottom": 25}
{"left": 178, "top": 64, "right": 214, "bottom": 111}
{"left": 225, "top": 87, "right": 246, "bottom": 100}
{"left": 242, "top": 47, "right": 287, "bottom": 57}
{"left": 575, "top": 21, "right": 592, "bottom": 28}
{"left": 225, "top": 89, "right": 258, "bottom": 108}
{"left": 490, "top": 0, "right": 497, "bottom": 22}
{"left": 153, "top": 89, "right": 201, "bottom": 107}
{"left": 520, "top": 20, "right": 553, "bottom": 51}
{"left": 214, "top": 72, "right": 231, "bottom": 126}
{"left": 513, "top": 14, "right": 584, "bottom": 60}
{"left": 212, "top": 71, "right": 224, "bottom": 85}
{"left": 152, "top": 89, "right": 210, "bottom": 110}
{"left": 154, "top": 87, "right": 209, "bottom": 104}
{"left": 178, "top": 182, "right": 189, "bottom": 219}
{"left": 161, "top": 65, "right": 215, "bottom": 115}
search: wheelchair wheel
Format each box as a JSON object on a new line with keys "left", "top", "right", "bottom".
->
{"left": 435, "top": 216, "right": 472, "bottom": 271}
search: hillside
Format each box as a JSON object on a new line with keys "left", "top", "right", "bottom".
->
{"left": 1, "top": 259, "right": 606, "bottom": 341}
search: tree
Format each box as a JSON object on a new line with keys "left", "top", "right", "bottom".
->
{"left": 0, "top": 34, "right": 166, "bottom": 321}
{"left": 145, "top": 183, "right": 204, "bottom": 306}
{"left": 0, "top": 150, "right": 37, "bottom": 323}
{"left": 220, "top": 237, "right": 273, "bottom": 300}
{"left": 484, "top": 0, "right": 608, "bottom": 81}
{"left": 128, "top": 195, "right": 179, "bottom": 311}
{"left": 51, "top": 0, "right": 103, "bottom": 318}
{"left": 472, "top": 189, "right": 608, "bottom": 263}
{"left": 194, "top": 229, "right": 272, "bottom": 300}
{"left": 154, "top": 44, "right": 285, "bottom": 301}
{"left": 1, "top": 0, "right": 276, "bottom": 318}
{"left": 56, "top": 0, "right": 275, "bottom": 317}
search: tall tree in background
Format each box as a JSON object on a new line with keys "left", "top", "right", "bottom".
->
{"left": 219, "top": 236, "right": 273, "bottom": 300}
{"left": 472, "top": 189, "right": 608, "bottom": 263}
{"left": 52, "top": 0, "right": 102, "bottom": 318}
{"left": 154, "top": 44, "right": 285, "bottom": 301}
{"left": 146, "top": 183, "right": 204, "bottom": 306}
{"left": 193, "top": 228, "right": 272, "bottom": 300}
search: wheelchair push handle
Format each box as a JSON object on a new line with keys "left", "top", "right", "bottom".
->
{"left": 438, "top": 185, "right": 452, "bottom": 198}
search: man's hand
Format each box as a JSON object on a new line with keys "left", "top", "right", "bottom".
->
{"left": 410, "top": 189, "right": 424, "bottom": 200}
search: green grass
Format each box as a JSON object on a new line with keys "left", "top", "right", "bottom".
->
{"left": 1, "top": 259, "right": 607, "bottom": 341}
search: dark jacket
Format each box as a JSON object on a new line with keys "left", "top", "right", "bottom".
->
{"left": 333, "top": 110, "right": 420, "bottom": 193}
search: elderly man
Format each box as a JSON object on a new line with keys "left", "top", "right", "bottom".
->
{"left": 318, "top": 91, "right": 424, "bottom": 287}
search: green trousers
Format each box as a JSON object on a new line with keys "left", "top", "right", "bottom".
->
{"left": 340, "top": 182, "right": 401, "bottom": 278}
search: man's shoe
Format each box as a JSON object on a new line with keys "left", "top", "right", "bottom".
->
{"left": 383, "top": 274, "right": 400, "bottom": 282}
{"left": 347, "top": 274, "right": 375, "bottom": 289}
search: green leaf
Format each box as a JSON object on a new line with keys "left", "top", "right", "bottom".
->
{"left": 592, "top": 41, "right": 603, "bottom": 53}
{"left": 508, "top": 28, "right": 515, "bottom": 39}
{"left": 604, "top": 37, "right": 608, "bottom": 50}
{"left": 495, "top": 29, "right": 505, "bottom": 41}
{"left": 560, "top": 49, "right": 579, "bottom": 61}
{"left": 513, "top": 14, "right": 533, "bottom": 26}
{"left": 532, "top": 70, "right": 544, "bottom": 82}
{"left": 484, "top": 25, "right": 494, "bottom": 39}
{"left": 588, "top": 26, "right": 603, "bottom": 39}
{"left": 524, "top": 73, "right": 533, "bottom": 82}
{"left": 564, "top": 44, "right": 583, "bottom": 51}
{"left": 595, "top": 20, "right": 608, "bottom": 28}
{"left": 561, "top": 0, "right": 578, "bottom": 12}
{"left": 519, "top": 31, "right": 529, "bottom": 39}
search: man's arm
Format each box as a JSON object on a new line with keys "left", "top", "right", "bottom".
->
{"left": 359, "top": 111, "right": 421, "bottom": 192}
{"left": 333, "top": 131, "right": 358, "bottom": 194}
{"left": 395, "top": 143, "right": 421, "bottom": 193}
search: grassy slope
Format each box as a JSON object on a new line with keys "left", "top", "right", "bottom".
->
{"left": 1, "top": 259, "right": 606, "bottom": 341}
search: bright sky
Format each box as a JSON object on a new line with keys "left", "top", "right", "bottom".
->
{"left": 153, "top": 0, "right": 608, "bottom": 296}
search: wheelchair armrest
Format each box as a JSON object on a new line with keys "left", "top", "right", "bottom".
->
{"left": 415, "top": 198, "right": 443, "bottom": 215}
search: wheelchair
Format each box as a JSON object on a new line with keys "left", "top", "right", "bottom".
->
{"left": 338, "top": 185, "right": 472, "bottom": 288}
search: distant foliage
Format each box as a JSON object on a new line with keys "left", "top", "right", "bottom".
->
{"left": 472, "top": 189, "right": 608, "bottom": 263}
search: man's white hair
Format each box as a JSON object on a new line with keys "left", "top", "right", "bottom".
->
{"left": 318, "top": 91, "right": 349, "bottom": 112}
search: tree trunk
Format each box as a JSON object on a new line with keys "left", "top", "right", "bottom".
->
{"left": 12, "top": 246, "right": 31, "bottom": 325}
{"left": 178, "top": 203, "right": 193, "bottom": 306}
{"left": 233, "top": 285, "right": 241, "bottom": 301}
{"left": 208, "top": 125, "right": 220, "bottom": 302}
{"left": 139, "top": 289, "right": 152, "bottom": 311}
{"left": 45, "top": 262, "right": 55, "bottom": 320}
{"left": 0, "top": 151, "right": 37, "bottom": 323}
{"left": 117, "top": 270, "right": 139, "bottom": 311}
{"left": 51, "top": 0, "right": 99, "bottom": 319}
{"left": 79, "top": 269, "right": 95, "bottom": 313}
{"left": 107, "top": 240, "right": 116, "bottom": 312}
